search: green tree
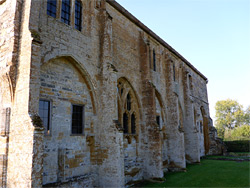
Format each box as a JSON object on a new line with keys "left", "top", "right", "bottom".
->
{"left": 215, "top": 99, "right": 250, "bottom": 139}
{"left": 244, "top": 106, "right": 250, "bottom": 124}
{"left": 224, "top": 125, "right": 250, "bottom": 141}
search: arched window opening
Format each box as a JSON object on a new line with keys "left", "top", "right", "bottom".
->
{"left": 123, "top": 113, "right": 128, "bottom": 134}
{"left": 117, "top": 78, "right": 139, "bottom": 135}
{"left": 131, "top": 114, "right": 136, "bottom": 134}
{"left": 127, "top": 93, "right": 131, "bottom": 111}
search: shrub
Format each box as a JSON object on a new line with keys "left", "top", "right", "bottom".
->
{"left": 224, "top": 140, "right": 250, "bottom": 152}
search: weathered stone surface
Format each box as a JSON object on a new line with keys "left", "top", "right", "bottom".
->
{"left": 0, "top": 0, "right": 223, "bottom": 187}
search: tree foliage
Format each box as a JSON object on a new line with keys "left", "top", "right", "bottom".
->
{"left": 224, "top": 125, "right": 250, "bottom": 141}
{"left": 215, "top": 99, "right": 250, "bottom": 140}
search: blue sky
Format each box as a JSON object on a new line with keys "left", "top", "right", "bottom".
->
{"left": 116, "top": 0, "right": 250, "bottom": 119}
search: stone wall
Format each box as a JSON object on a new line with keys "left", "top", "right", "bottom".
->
{"left": 0, "top": 0, "right": 223, "bottom": 187}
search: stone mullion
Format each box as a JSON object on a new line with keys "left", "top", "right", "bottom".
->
{"left": 56, "top": 0, "right": 61, "bottom": 19}
{"left": 128, "top": 112, "right": 131, "bottom": 134}
{"left": 70, "top": 0, "right": 75, "bottom": 28}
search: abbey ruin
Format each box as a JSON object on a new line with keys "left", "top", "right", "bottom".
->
{"left": 0, "top": 0, "right": 224, "bottom": 187}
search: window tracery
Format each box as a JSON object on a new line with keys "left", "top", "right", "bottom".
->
{"left": 117, "top": 79, "right": 139, "bottom": 135}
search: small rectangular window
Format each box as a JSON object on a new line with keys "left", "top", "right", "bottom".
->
{"left": 39, "top": 100, "right": 51, "bottom": 134}
{"left": 61, "top": 0, "right": 71, "bottom": 25}
{"left": 47, "top": 0, "right": 57, "bottom": 18}
{"left": 72, "top": 105, "right": 84, "bottom": 134}
{"left": 75, "top": 0, "right": 82, "bottom": 31}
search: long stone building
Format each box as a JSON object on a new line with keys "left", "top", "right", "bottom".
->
{"left": 0, "top": 0, "right": 223, "bottom": 187}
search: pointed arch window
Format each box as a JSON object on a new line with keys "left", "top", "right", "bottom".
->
{"left": 117, "top": 79, "right": 139, "bottom": 135}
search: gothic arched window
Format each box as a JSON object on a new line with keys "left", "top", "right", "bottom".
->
{"left": 117, "top": 79, "right": 139, "bottom": 135}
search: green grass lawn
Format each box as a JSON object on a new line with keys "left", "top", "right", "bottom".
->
{"left": 137, "top": 159, "right": 250, "bottom": 187}
{"left": 205, "top": 155, "right": 250, "bottom": 160}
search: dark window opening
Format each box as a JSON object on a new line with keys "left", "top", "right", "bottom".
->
{"left": 39, "top": 100, "right": 50, "bottom": 133}
{"left": 121, "top": 88, "right": 123, "bottom": 95}
{"left": 200, "top": 122, "right": 203, "bottom": 133}
{"left": 156, "top": 115, "right": 160, "bottom": 128}
{"left": 131, "top": 114, "right": 136, "bottom": 134}
{"left": 153, "top": 50, "right": 156, "bottom": 71}
{"left": 127, "top": 93, "right": 131, "bottom": 111}
{"left": 47, "top": 0, "right": 57, "bottom": 18}
{"left": 72, "top": 105, "right": 84, "bottom": 134}
{"left": 173, "top": 64, "right": 176, "bottom": 81}
{"left": 75, "top": 0, "right": 82, "bottom": 31}
{"left": 61, "top": 0, "right": 71, "bottom": 25}
{"left": 123, "top": 113, "right": 128, "bottom": 134}
{"left": 189, "top": 75, "right": 193, "bottom": 91}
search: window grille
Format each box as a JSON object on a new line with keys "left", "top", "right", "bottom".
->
{"left": 61, "top": 0, "right": 71, "bottom": 25}
{"left": 39, "top": 100, "right": 51, "bottom": 133}
{"left": 72, "top": 105, "right": 84, "bottom": 134}
{"left": 75, "top": 0, "right": 82, "bottom": 31}
{"left": 47, "top": 0, "right": 57, "bottom": 18}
